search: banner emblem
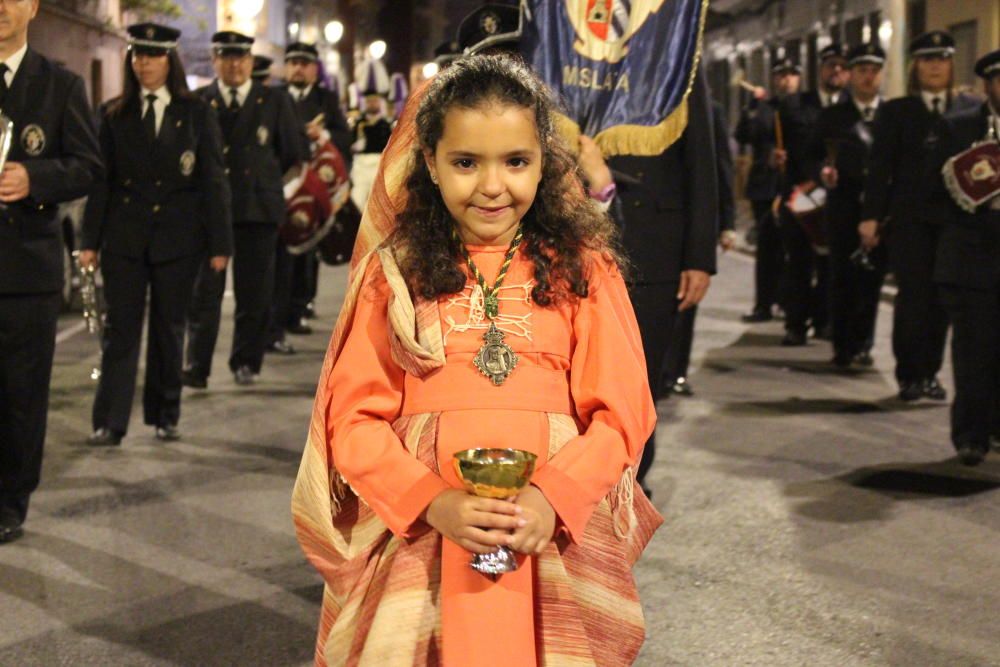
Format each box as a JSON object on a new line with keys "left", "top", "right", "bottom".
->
{"left": 567, "top": 0, "right": 666, "bottom": 63}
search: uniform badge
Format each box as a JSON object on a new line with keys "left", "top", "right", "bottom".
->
{"left": 480, "top": 11, "right": 500, "bottom": 35}
{"left": 179, "top": 149, "right": 196, "bottom": 176}
{"left": 932, "top": 33, "right": 942, "bottom": 45}
{"left": 257, "top": 125, "right": 269, "bottom": 146}
{"left": 145, "top": 26, "right": 156, "bottom": 39}
{"left": 318, "top": 164, "right": 334, "bottom": 183}
{"left": 20, "top": 124, "right": 45, "bottom": 156}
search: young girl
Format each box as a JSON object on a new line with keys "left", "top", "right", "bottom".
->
{"left": 293, "top": 54, "right": 661, "bottom": 666}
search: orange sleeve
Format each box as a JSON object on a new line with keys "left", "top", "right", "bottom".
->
{"left": 530, "top": 255, "right": 655, "bottom": 543}
{"left": 325, "top": 258, "right": 450, "bottom": 538}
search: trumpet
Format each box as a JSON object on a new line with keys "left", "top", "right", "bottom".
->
{"left": 73, "top": 250, "right": 104, "bottom": 381}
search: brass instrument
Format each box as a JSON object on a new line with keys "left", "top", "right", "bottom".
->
{"left": 73, "top": 250, "right": 104, "bottom": 381}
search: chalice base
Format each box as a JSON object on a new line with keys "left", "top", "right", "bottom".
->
{"left": 471, "top": 546, "right": 519, "bottom": 576}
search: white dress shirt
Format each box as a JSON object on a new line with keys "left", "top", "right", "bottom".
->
{"left": 140, "top": 86, "right": 171, "bottom": 136}
{"left": 853, "top": 96, "right": 881, "bottom": 122}
{"left": 1, "top": 43, "right": 28, "bottom": 88}
{"left": 290, "top": 83, "right": 312, "bottom": 102}
{"left": 921, "top": 90, "right": 946, "bottom": 113}
{"left": 219, "top": 78, "right": 253, "bottom": 108}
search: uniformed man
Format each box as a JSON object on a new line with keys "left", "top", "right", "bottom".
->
{"left": 82, "top": 23, "right": 231, "bottom": 444}
{"left": 183, "top": 31, "right": 308, "bottom": 387}
{"left": 860, "top": 31, "right": 979, "bottom": 401}
{"left": 735, "top": 61, "right": 798, "bottom": 323}
{"left": 934, "top": 49, "right": 1000, "bottom": 465}
{"left": 813, "top": 43, "right": 889, "bottom": 368}
{"left": 349, "top": 61, "right": 392, "bottom": 212}
{"left": 0, "top": 0, "right": 102, "bottom": 542}
{"left": 280, "top": 41, "right": 352, "bottom": 337}
{"left": 251, "top": 54, "right": 272, "bottom": 82}
{"left": 774, "top": 44, "right": 849, "bottom": 346}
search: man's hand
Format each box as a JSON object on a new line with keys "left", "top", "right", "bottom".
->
{"left": 820, "top": 166, "right": 839, "bottom": 188}
{"left": 209, "top": 256, "right": 229, "bottom": 272}
{"left": 752, "top": 86, "right": 767, "bottom": 101}
{"left": 78, "top": 250, "right": 98, "bottom": 271}
{"left": 305, "top": 120, "right": 323, "bottom": 142}
{"left": 509, "top": 485, "right": 556, "bottom": 556}
{"left": 423, "top": 489, "right": 524, "bottom": 554}
{"left": 769, "top": 148, "right": 788, "bottom": 170}
{"left": 677, "top": 270, "right": 711, "bottom": 311}
{"left": 858, "top": 219, "right": 880, "bottom": 250}
{"left": 0, "top": 162, "right": 31, "bottom": 202}
{"left": 578, "top": 135, "right": 613, "bottom": 192}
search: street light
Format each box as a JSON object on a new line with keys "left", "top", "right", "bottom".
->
{"left": 230, "top": 0, "right": 263, "bottom": 20}
{"left": 288, "top": 22, "right": 300, "bottom": 38}
{"left": 369, "top": 40, "right": 387, "bottom": 60}
{"left": 325, "top": 20, "right": 344, "bottom": 44}
{"left": 878, "top": 20, "right": 893, "bottom": 47}
{"left": 422, "top": 62, "right": 439, "bottom": 79}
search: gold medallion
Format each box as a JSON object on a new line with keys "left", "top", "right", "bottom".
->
{"left": 474, "top": 322, "right": 518, "bottom": 386}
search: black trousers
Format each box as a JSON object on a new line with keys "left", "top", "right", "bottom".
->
{"left": 269, "top": 240, "right": 293, "bottom": 345}
{"left": 662, "top": 306, "right": 696, "bottom": 386}
{"left": 0, "top": 291, "right": 60, "bottom": 523}
{"left": 630, "top": 281, "right": 679, "bottom": 486}
{"left": 939, "top": 285, "right": 1000, "bottom": 450}
{"left": 779, "top": 207, "right": 827, "bottom": 335}
{"left": 890, "top": 222, "right": 949, "bottom": 384}
{"left": 187, "top": 224, "right": 277, "bottom": 376}
{"left": 290, "top": 250, "right": 319, "bottom": 321}
{"left": 93, "top": 251, "right": 199, "bottom": 434}
{"left": 828, "top": 205, "right": 887, "bottom": 357}
{"left": 751, "top": 199, "right": 785, "bottom": 313}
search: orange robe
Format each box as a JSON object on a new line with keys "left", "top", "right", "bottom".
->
{"left": 317, "top": 246, "right": 658, "bottom": 665}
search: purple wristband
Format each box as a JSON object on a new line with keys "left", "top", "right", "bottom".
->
{"left": 589, "top": 182, "right": 617, "bottom": 203}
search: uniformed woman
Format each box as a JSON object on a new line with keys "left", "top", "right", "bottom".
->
{"left": 859, "top": 31, "right": 978, "bottom": 402}
{"left": 80, "top": 23, "right": 232, "bottom": 445}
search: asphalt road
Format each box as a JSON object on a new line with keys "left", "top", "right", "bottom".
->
{"left": 0, "top": 250, "right": 996, "bottom": 666}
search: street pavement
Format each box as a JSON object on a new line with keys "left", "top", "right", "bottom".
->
{"left": 0, "top": 250, "right": 997, "bottom": 666}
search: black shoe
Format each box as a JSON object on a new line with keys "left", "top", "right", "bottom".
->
{"left": 87, "top": 427, "right": 122, "bottom": 446}
{"left": 0, "top": 509, "right": 24, "bottom": 545}
{"left": 853, "top": 351, "right": 874, "bottom": 367}
{"left": 922, "top": 378, "right": 947, "bottom": 401}
{"left": 781, "top": 330, "right": 808, "bottom": 346}
{"left": 741, "top": 309, "right": 772, "bottom": 323}
{"left": 832, "top": 351, "right": 853, "bottom": 368}
{"left": 671, "top": 377, "right": 694, "bottom": 396}
{"left": 956, "top": 443, "right": 987, "bottom": 466}
{"left": 898, "top": 382, "right": 923, "bottom": 402}
{"left": 155, "top": 424, "right": 181, "bottom": 441}
{"left": 181, "top": 369, "right": 207, "bottom": 389}
{"left": 265, "top": 340, "right": 296, "bottom": 355}
{"left": 234, "top": 365, "right": 256, "bottom": 386}
{"left": 286, "top": 319, "right": 313, "bottom": 335}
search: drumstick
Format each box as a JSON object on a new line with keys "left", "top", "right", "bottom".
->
{"left": 309, "top": 113, "right": 325, "bottom": 126}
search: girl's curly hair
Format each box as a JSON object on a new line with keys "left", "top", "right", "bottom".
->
{"left": 390, "top": 53, "right": 624, "bottom": 307}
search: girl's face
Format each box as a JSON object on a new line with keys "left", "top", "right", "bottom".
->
{"left": 131, "top": 51, "right": 170, "bottom": 92}
{"left": 915, "top": 56, "right": 952, "bottom": 92}
{"left": 425, "top": 103, "right": 543, "bottom": 246}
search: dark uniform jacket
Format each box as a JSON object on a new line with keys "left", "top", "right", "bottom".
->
{"left": 0, "top": 48, "right": 102, "bottom": 294}
{"left": 198, "top": 80, "right": 308, "bottom": 225}
{"left": 734, "top": 96, "right": 779, "bottom": 202}
{"left": 861, "top": 94, "right": 979, "bottom": 226}
{"left": 284, "top": 83, "right": 352, "bottom": 165}
{"left": 354, "top": 114, "right": 392, "bottom": 154}
{"left": 777, "top": 90, "right": 829, "bottom": 194}
{"left": 811, "top": 98, "right": 879, "bottom": 212}
{"left": 608, "top": 69, "right": 719, "bottom": 284}
{"left": 712, "top": 100, "right": 735, "bottom": 233}
{"left": 82, "top": 93, "right": 231, "bottom": 263}
{"left": 934, "top": 103, "right": 1000, "bottom": 291}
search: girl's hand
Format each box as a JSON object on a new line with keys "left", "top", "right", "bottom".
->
{"left": 509, "top": 485, "right": 556, "bottom": 555}
{"left": 423, "top": 489, "right": 525, "bottom": 554}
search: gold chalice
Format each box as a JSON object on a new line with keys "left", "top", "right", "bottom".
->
{"left": 452, "top": 448, "right": 537, "bottom": 576}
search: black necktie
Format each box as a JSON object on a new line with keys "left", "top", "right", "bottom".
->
{"left": 931, "top": 96, "right": 941, "bottom": 115}
{"left": 863, "top": 106, "right": 874, "bottom": 122}
{"left": 143, "top": 93, "right": 157, "bottom": 142}
{"left": 229, "top": 88, "right": 240, "bottom": 111}
{"left": 0, "top": 64, "right": 10, "bottom": 107}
